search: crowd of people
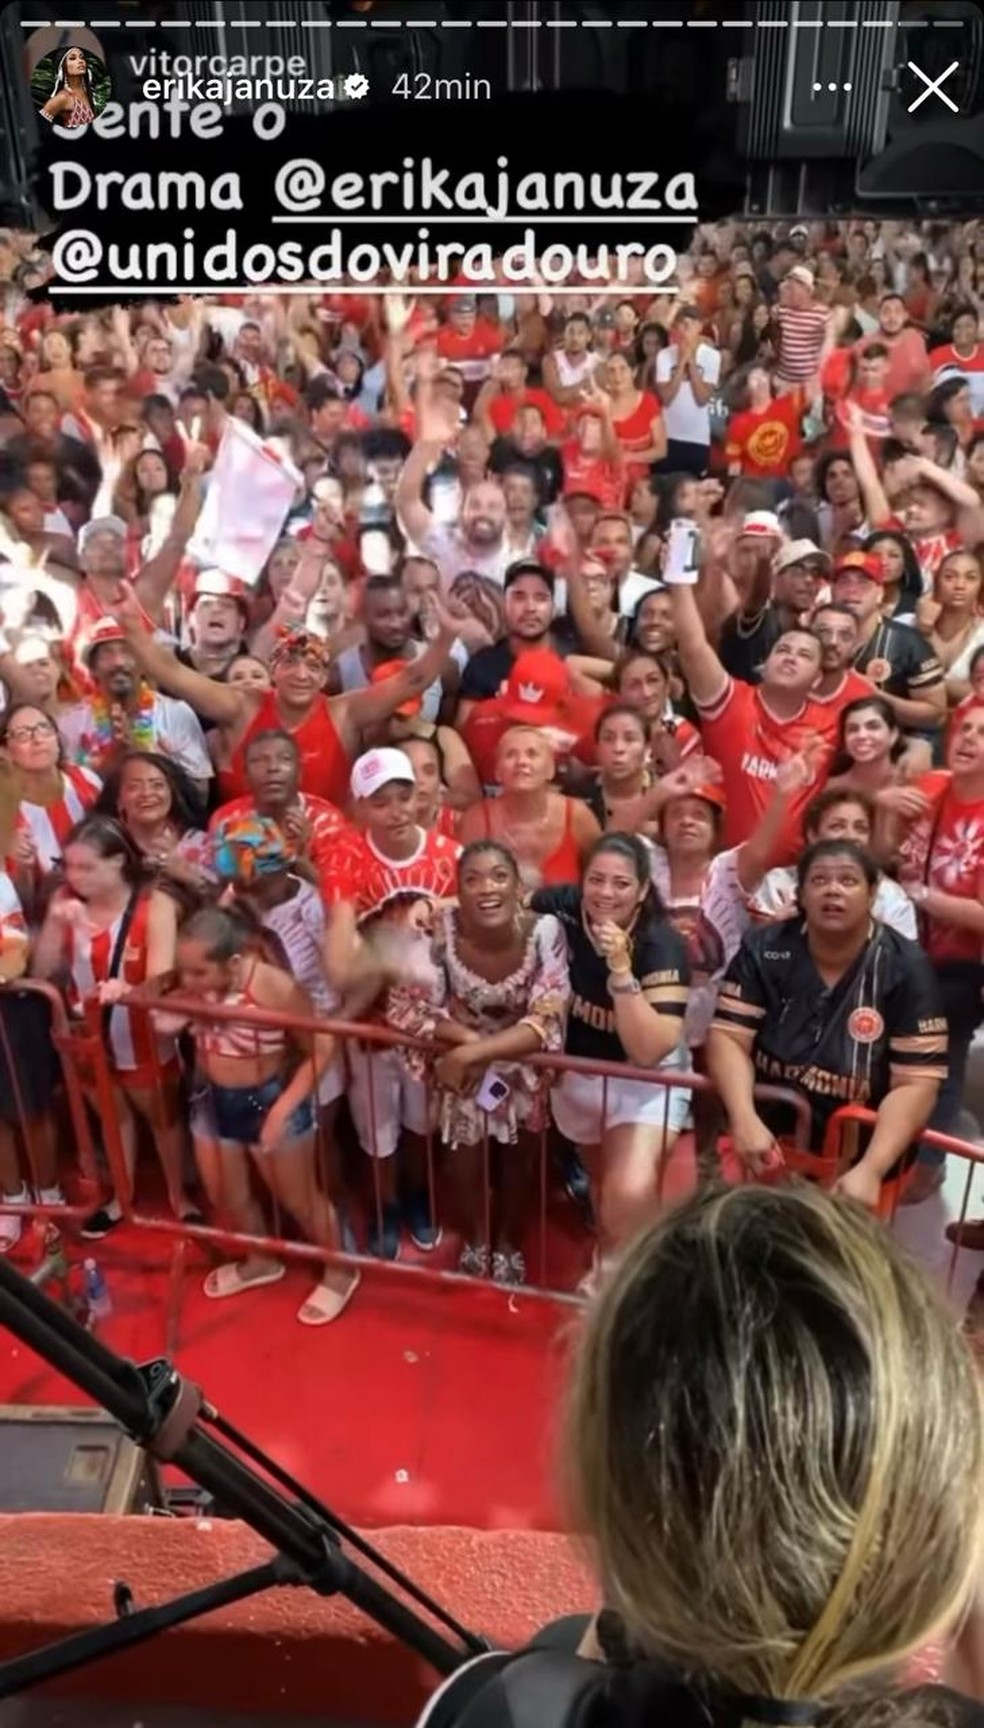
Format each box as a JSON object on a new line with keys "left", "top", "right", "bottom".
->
{"left": 0, "top": 213, "right": 983, "bottom": 1323}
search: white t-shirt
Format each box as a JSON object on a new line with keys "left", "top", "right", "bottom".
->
{"left": 649, "top": 844, "right": 751, "bottom": 1048}
{"left": 750, "top": 868, "right": 918, "bottom": 941}
{"left": 59, "top": 693, "right": 214, "bottom": 783}
{"left": 655, "top": 341, "right": 722, "bottom": 447}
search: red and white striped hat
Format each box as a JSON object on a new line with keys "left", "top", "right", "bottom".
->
{"left": 193, "top": 568, "right": 250, "bottom": 604}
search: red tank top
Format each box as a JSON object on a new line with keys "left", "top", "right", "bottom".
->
{"left": 482, "top": 797, "right": 582, "bottom": 887}
{"left": 219, "top": 691, "right": 352, "bottom": 807}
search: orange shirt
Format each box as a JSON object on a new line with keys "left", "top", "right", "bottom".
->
{"left": 697, "top": 679, "right": 832, "bottom": 863}
{"left": 725, "top": 392, "right": 804, "bottom": 478}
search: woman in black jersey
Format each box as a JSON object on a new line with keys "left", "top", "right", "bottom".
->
{"left": 531, "top": 833, "right": 691, "bottom": 1294}
{"left": 706, "top": 838, "right": 948, "bottom": 1209}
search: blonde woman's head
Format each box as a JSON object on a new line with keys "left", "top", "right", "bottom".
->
{"left": 567, "top": 1183, "right": 984, "bottom": 1717}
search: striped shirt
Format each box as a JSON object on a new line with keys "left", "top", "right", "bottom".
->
{"left": 15, "top": 766, "right": 101, "bottom": 879}
{"left": 64, "top": 891, "right": 176, "bottom": 1077}
{"left": 774, "top": 304, "right": 828, "bottom": 382}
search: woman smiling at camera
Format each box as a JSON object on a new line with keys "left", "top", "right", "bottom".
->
{"left": 431, "top": 841, "right": 571, "bottom": 1286}
{"left": 706, "top": 839, "right": 948, "bottom": 1210}
{"left": 531, "top": 833, "right": 691, "bottom": 1294}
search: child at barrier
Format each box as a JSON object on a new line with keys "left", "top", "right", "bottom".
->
{"left": 168, "top": 904, "right": 359, "bottom": 1325}
{"left": 323, "top": 746, "right": 460, "bottom": 1262}
{"left": 209, "top": 811, "right": 352, "bottom": 1242}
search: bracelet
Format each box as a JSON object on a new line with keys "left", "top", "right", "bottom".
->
{"left": 609, "top": 975, "right": 641, "bottom": 997}
{"left": 607, "top": 961, "right": 632, "bottom": 977}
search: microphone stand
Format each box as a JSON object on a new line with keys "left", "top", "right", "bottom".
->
{"left": 0, "top": 1253, "right": 491, "bottom": 1699}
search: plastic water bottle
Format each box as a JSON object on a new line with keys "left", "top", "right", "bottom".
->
{"left": 83, "top": 1258, "right": 112, "bottom": 1323}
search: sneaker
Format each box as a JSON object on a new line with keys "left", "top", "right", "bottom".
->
{"left": 492, "top": 1250, "right": 526, "bottom": 1287}
{"left": 560, "top": 1148, "right": 591, "bottom": 1205}
{"left": 366, "top": 1202, "right": 401, "bottom": 1262}
{"left": 36, "top": 1186, "right": 65, "bottom": 1208}
{"left": 402, "top": 1189, "right": 442, "bottom": 1252}
{"left": 459, "top": 1243, "right": 489, "bottom": 1278}
{"left": 81, "top": 1199, "right": 123, "bottom": 1240}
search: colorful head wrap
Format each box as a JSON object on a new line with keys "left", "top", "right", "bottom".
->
{"left": 211, "top": 813, "right": 295, "bottom": 885}
{"left": 269, "top": 623, "right": 331, "bottom": 673}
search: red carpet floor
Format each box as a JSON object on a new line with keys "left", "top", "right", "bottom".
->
{"left": 0, "top": 1202, "right": 592, "bottom": 1532}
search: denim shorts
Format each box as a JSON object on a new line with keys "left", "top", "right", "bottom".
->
{"left": 191, "top": 1074, "right": 315, "bottom": 1149}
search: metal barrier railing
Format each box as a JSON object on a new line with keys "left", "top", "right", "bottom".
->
{"left": 0, "top": 981, "right": 981, "bottom": 1343}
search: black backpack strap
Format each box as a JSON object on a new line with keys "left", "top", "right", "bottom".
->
{"left": 101, "top": 887, "right": 140, "bottom": 1046}
{"left": 417, "top": 1649, "right": 608, "bottom": 1728}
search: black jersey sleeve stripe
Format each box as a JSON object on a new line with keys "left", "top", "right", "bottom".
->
{"left": 889, "top": 1060, "right": 949, "bottom": 1087}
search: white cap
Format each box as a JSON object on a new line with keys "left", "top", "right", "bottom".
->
{"left": 739, "top": 510, "right": 783, "bottom": 540}
{"left": 350, "top": 747, "right": 415, "bottom": 801}
{"left": 787, "top": 264, "right": 815, "bottom": 291}
{"left": 78, "top": 514, "right": 127, "bottom": 552}
{"left": 773, "top": 538, "right": 832, "bottom": 575}
{"left": 193, "top": 568, "right": 249, "bottom": 601}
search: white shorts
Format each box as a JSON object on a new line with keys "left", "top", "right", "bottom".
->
{"left": 347, "top": 1044, "right": 432, "bottom": 1160}
{"left": 551, "top": 1064, "right": 692, "bottom": 1148}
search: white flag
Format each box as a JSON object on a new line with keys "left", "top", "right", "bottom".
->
{"left": 187, "top": 418, "right": 303, "bottom": 586}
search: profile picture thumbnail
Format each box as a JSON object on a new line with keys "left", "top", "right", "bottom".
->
{"left": 31, "top": 46, "right": 110, "bottom": 134}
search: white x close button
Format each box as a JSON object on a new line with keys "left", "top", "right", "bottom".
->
{"left": 906, "top": 60, "right": 960, "bottom": 113}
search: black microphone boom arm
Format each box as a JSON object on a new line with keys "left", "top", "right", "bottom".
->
{"left": 0, "top": 1253, "right": 490, "bottom": 1700}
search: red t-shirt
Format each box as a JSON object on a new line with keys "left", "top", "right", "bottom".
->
{"left": 898, "top": 770, "right": 984, "bottom": 964}
{"left": 560, "top": 440, "right": 626, "bottom": 509}
{"left": 696, "top": 679, "right": 832, "bottom": 863}
{"left": 611, "top": 391, "right": 662, "bottom": 488}
{"left": 807, "top": 669, "right": 875, "bottom": 744}
{"left": 436, "top": 321, "right": 501, "bottom": 363}
{"left": 725, "top": 392, "right": 804, "bottom": 479}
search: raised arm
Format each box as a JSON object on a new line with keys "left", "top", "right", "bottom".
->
{"left": 663, "top": 552, "right": 732, "bottom": 710}
{"left": 133, "top": 442, "right": 210, "bottom": 621}
{"left": 845, "top": 403, "right": 891, "bottom": 526}
{"left": 117, "top": 595, "right": 246, "bottom": 728}
{"left": 333, "top": 623, "right": 457, "bottom": 739}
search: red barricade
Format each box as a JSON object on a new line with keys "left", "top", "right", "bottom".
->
{"left": 2, "top": 980, "right": 982, "bottom": 1327}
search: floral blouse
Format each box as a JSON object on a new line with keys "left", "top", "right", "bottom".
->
{"left": 431, "top": 907, "right": 571, "bottom": 1147}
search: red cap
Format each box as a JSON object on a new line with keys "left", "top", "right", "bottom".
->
{"left": 833, "top": 550, "right": 886, "bottom": 586}
{"left": 500, "top": 649, "right": 571, "bottom": 725}
{"left": 691, "top": 782, "right": 726, "bottom": 812}
{"left": 665, "top": 780, "right": 726, "bottom": 813}
{"left": 82, "top": 616, "right": 127, "bottom": 664}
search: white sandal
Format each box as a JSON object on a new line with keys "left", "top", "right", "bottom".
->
{"left": 203, "top": 1261, "right": 285, "bottom": 1299}
{"left": 297, "top": 1270, "right": 361, "bottom": 1327}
